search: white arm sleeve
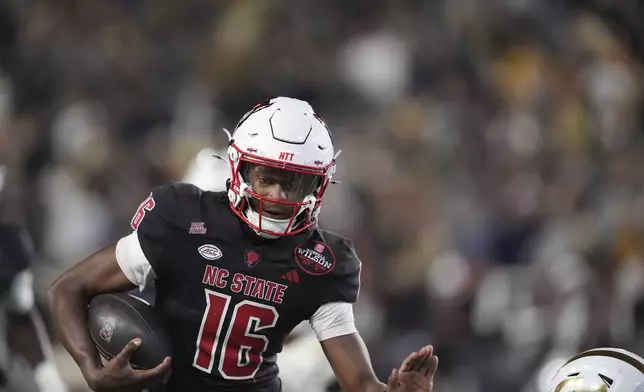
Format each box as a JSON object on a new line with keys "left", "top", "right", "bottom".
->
{"left": 309, "top": 302, "right": 357, "bottom": 342}
{"left": 115, "top": 232, "right": 157, "bottom": 290}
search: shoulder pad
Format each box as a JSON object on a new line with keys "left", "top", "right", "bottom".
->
{"left": 317, "top": 230, "right": 361, "bottom": 276}
{"left": 313, "top": 230, "right": 362, "bottom": 303}
{"left": 131, "top": 182, "right": 204, "bottom": 236}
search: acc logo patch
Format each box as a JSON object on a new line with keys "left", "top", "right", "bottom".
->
{"left": 99, "top": 317, "right": 117, "bottom": 343}
{"left": 198, "top": 244, "right": 223, "bottom": 260}
{"left": 294, "top": 241, "right": 336, "bottom": 276}
{"left": 245, "top": 250, "right": 260, "bottom": 268}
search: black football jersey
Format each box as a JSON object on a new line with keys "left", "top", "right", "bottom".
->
{"left": 133, "top": 182, "right": 361, "bottom": 392}
{"left": 0, "top": 224, "right": 31, "bottom": 298}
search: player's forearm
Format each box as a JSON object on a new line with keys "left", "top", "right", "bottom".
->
{"left": 322, "top": 333, "right": 387, "bottom": 392}
{"left": 47, "top": 278, "right": 102, "bottom": 379}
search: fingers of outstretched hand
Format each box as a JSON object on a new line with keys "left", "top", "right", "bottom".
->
{"left": 408, "top": 346, "right": 433, "bottom": 372}
{"left": 410, "top": 346, "right": 438, "bottom": 378}
{"left": 424, "top": 354, "right": 439, "bottom": 378}
{"left": 412, "top": 346, "right": 435, "bottom": 372}
{"left": 401, "top": 351, "right": 419, "bottom": 371}
{"left": 387, "top": 368, "right": 401, "bottom": 390}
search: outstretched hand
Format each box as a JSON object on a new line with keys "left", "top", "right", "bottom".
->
{"left": 386, "top": 345, "right": 439, "bottom": 392}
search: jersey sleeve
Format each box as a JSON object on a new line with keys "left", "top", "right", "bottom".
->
{"left": 115, "top": 232, "right": 156, "bottom": 290}
{"left": 125, "top": 183, "right": 180, "bottom": 281}
{"left": 323, "top": 238, "right": 362, "bottom": 304}
{"left": 308, "top": 302, "right": 357, "bottom": 341}
{"left": 306, "top": 238, "right": 361, "bottom": 341}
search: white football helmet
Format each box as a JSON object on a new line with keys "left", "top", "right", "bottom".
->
{"left": 548, "top": 348, "right": 644, "bottom": 392}
{"left": 226, "top": 97, "right": 338, "bottom": 238}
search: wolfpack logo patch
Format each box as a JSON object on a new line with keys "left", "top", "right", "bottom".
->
{"left": 198, "top": 244, "right": 223, "bottom": 260}
{"left": 294, "top": 241, "right": 336, "bottom": 276}
{"left": 245, "top": 250, "right": 260, "bottom": 268}
{"left": 99, "top": 317, "right": 117, "bottom": 343}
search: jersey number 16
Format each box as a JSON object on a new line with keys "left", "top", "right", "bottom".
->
{"left": 192, "top": 289, "right": 279, "bottom": 380}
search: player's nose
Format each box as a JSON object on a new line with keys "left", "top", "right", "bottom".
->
{"left": 266, "top": 184, "right": 288, "bottom": 200}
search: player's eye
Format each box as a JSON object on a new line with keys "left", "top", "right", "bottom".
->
{"left": 257, "top": 177, "right": 269, "bottom": 186}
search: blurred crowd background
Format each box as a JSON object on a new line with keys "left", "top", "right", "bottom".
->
{"left": 1, "top": 0, "right": 644, "bottom": 391}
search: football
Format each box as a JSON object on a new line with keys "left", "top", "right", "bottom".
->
{"left": 87, "top": 293, "right": 172, "bottom": 370}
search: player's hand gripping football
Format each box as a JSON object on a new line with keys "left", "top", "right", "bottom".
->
{"left": 87, "top": 338, "right": 171, "bottom": 392}
{"left": 386, "top": 345, "right": 439, "bottom": 392}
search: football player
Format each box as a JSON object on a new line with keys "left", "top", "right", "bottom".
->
{"left": 547, "top": 348, "right": 644, "bottom": 392}
{"left": 47, "top": 97, "right": 439, "bottom": 392}
{"left": 0, "top": 167, "right": 67, "bottom": 392}
{"left": 181, "top": 147, "right": 337, "bottom": 392}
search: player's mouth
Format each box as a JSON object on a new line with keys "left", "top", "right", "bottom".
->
{"left": 249, "top": 198, "right": 294, "bottom": 220}
{"left": 262, "top": 209, "right": 290, "bottom": 220}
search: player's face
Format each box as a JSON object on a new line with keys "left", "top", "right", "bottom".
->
{"left": 247, "top": 164, "right": 319, "bottom": 219}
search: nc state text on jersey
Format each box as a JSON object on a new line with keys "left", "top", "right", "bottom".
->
{"left": 202, "top": 266, "right": 288, "bottom": 304}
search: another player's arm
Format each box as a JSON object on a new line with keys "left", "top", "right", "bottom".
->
{"left": 7, "top": 269, "right": 67, "bottom": 391}
{"left": 46, "top": 242, "right": 136, "bottom": 384}
{"left": 7, "top": 288, "right": 47, "bottom": 367}
{"left": 0, "top": 227, "right": 66, "bottom": 391}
